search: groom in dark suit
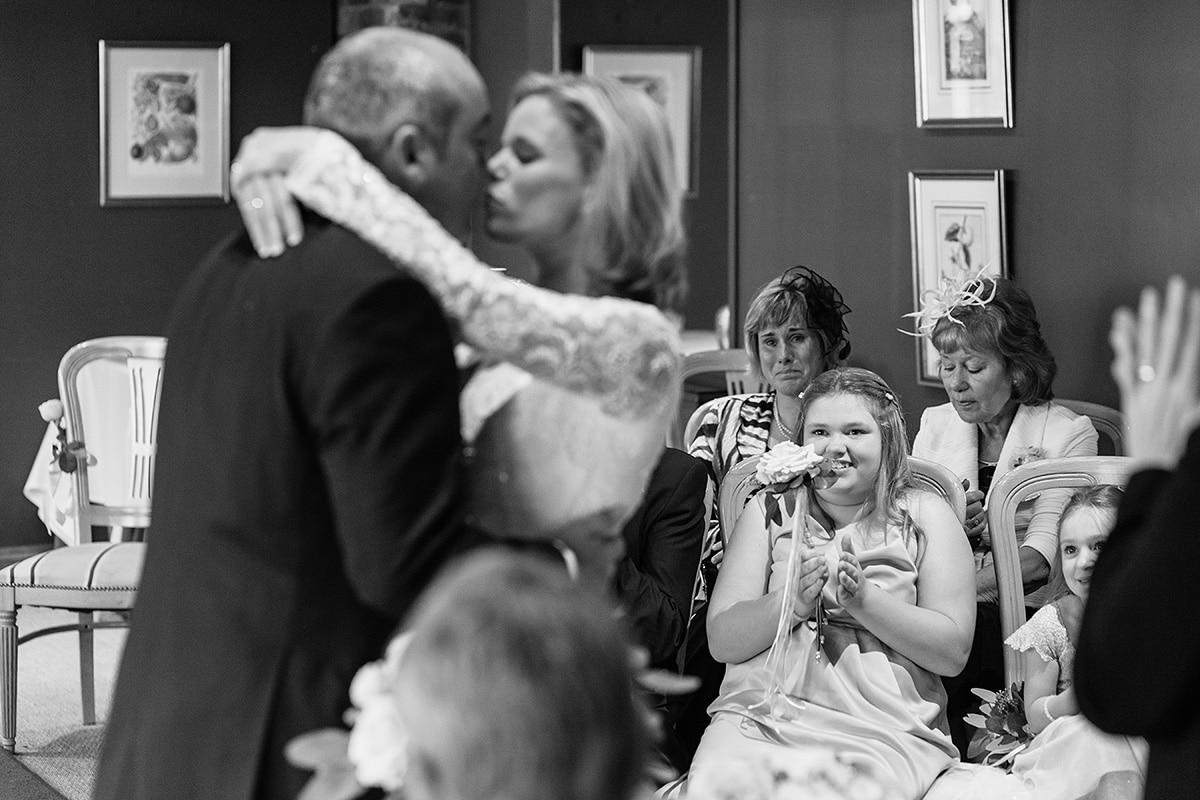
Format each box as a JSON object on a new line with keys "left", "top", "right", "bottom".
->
{"left": 94, "top": 28, "right": 491, "bottom": 800}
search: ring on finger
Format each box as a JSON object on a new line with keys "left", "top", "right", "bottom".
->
{"left": 1137, "top": 363, "right": 1156, "bottom": 383}
{"left": 250, "top": 197, "right": 264, "bottom": 210}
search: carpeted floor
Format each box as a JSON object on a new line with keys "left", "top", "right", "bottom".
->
{"left": 0, "top": 747, "right": 65, "bottom": 800}
{"left": 1, "top": 606, "right": 126, "bottom": 800}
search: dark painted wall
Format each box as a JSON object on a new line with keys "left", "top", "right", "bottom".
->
{"left": 737, "top": 0, "right": 1200, "bottom": 433}
{"left": 559, "top": 0, "right": 734, "bottom": 329}
{"left": 0, "top": 2, "right": 333, "bottom": 547}
{"left": 467, "top": 0, "right": 556, "bottom": 286}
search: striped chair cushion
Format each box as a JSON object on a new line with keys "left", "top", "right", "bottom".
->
{"left": 0, "top": 543, "right": 143, "bottom": 609}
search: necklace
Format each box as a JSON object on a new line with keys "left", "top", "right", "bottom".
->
{"left": 774, "top": 397, "right": 796, "bottom": 440}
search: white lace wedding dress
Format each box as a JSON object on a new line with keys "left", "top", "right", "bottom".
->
{"left": 285, "top": 132, "right": 682, "bottom": 558}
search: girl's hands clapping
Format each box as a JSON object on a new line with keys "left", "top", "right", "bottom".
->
{"left": 836, "top": 536, "right": 874, "bottom": 611}
{"left": 770, "top": 536, "right": 828, "bottom": 623}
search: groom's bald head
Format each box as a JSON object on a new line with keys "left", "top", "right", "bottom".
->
{"left": 304, "top": 27, "right": 480, "bottom": 165}
{"left": 302, "top": 26, "right": 490, "bottom": 238}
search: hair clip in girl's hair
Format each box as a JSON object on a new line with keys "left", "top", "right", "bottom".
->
{"left": 901, "top": 265, "right": 998, "bottom": 339}
{"left": 883, "top": 391, "right": 896, "bottom": 406}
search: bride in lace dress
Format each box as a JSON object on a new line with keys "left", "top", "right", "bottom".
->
{"left": 233, "top": 71, "right": 687, "bottom": 586}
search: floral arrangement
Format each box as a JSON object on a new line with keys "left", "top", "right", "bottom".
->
{"left": 686, "top": 751, "right": 898, "bottom": 800}
{"left": 38, "top": 398, "right": 90, "bottom": 473}
{"left": 754, "top": 441, "right": 830, "bottom": 528}
{"left": 345, "top": 635, "right": 410, "bottom": 791}
{"left": 283, "top": 636, "right": 411, "bottom": 800}
{"left": 963, "top": 683, "right": 1034, "bottom": 769}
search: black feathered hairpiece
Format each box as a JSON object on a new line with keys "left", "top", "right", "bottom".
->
{"left": 779, "top": 265, "right": 852, "bottom": 360}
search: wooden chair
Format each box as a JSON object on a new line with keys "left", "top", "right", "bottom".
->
{"left": 0, "top": 336, "right": 166, "bottom": 751}
{"left": 909, "top": 456, "right": 968, "bottom": 525}
{"left": 986, "top": 455, "right": 1134, "bottom": 686}
{"left": 716, "top": 455, "right": 762, "bottom": 548}
{"left": 1057, "top": 398, "right": 1125, "bottom": 456}
{"left": 671, "top": 350, "right": 773, "bottom": 448}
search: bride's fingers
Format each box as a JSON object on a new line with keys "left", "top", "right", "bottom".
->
{"left": 236, "top": 175, "right": 275, "bottom": 258}
{"left": 241, "top": 175, "right": 286, "bottom": 258}
{"left": 265, "top": 173, "right": 304, "bottom": 247}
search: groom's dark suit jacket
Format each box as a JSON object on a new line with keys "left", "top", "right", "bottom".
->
{"left": 93, "top": 215, "right": 465, "bottom": 800}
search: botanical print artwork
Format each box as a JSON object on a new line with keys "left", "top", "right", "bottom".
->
{"left": 615, "top": 73, "right": 669, "bottom": 109}
{"left": 935, "top": 207, "right": 987, "bottom": 281}
{"left": 942, "top": 0, "right": 987, "bottom": 82}
{"left": 128, "top": 70, "right": 201, "bottom": 170}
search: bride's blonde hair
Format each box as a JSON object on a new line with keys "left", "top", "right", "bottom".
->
{"left": 511, "top": 72, "right": 687, "bottom": 313}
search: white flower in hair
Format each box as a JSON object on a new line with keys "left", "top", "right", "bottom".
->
{"left": 346, "top": 635, "right": 411, "bottom": 791}
{"left": 901, "top": 264, "right": 999, "bottom": 339}
{"left": 38, "top": 399, "right": 64, "bottom": 424}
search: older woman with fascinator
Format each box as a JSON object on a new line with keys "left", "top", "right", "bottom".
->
{"left": 908, "top": 273, "right": 1098, "bottom": 755}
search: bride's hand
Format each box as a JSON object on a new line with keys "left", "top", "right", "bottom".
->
{"left": 231, "top": 126, "right": 324, "bottom": 258}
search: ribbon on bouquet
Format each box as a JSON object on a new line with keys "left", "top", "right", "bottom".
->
{"left": 746, "top": 441, "right": 834, "bottom": 721}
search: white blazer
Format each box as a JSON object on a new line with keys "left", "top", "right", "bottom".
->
{"left": 912, "top": 401, "right": 1098, "bottom": 571}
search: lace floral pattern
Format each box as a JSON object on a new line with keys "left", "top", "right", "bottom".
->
{"left": 286, "top": 131, "right": 682, "bottom": 419}
{"left": 1005, "top": 604, "right": 1074, "bottom": 691}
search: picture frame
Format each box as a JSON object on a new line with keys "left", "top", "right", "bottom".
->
{"left": 908, "top": 170, "right": 1009, "bottom": 385}
{"left": 912, "top": 0, "right": 1012, "bottom": 128}
{"left": 336, "top": 0, "right": 470, "bottom": 53}
{"left": 99, "top": 40, "right": 231, "bottom": 206}
{"left": 583, "top": 45, "right": 701, "bottom": 195}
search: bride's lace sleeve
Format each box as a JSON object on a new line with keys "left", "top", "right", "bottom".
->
{"left": 286, "top": 130, "right": 681, "bottom": 419}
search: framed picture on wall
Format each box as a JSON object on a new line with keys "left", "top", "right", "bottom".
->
{"left": 912, "top": 0, "right": 1012, "bottom": 128}
{"left": 99, "top": 41, "right": 231, "bottom": 206}
{"left": 582, "top": 45, "right": 700, "bottom": 195}
{"left": 908, "top": 170, "right": 1008, "bottom": 385}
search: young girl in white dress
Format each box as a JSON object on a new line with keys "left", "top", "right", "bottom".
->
{"left": 929, "top": 485, "right": 1148, "bottom": 799}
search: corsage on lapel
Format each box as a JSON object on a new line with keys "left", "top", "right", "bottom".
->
{"left": 1010, "top": 446, "right": 1045, "bottom": 469}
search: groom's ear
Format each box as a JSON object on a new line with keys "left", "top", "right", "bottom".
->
{"left": 387, "top": 122, "right": 440, "bottom": 191}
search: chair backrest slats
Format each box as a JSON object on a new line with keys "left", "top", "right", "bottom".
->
{"left": 59, "top": 337, "right": 167, "bottom": 541}
{"left": 1056, "top": 399, "right": 1126, "bottom": 456}
{"left": 673, "top": 350, "right": 773, "bottom": 448}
